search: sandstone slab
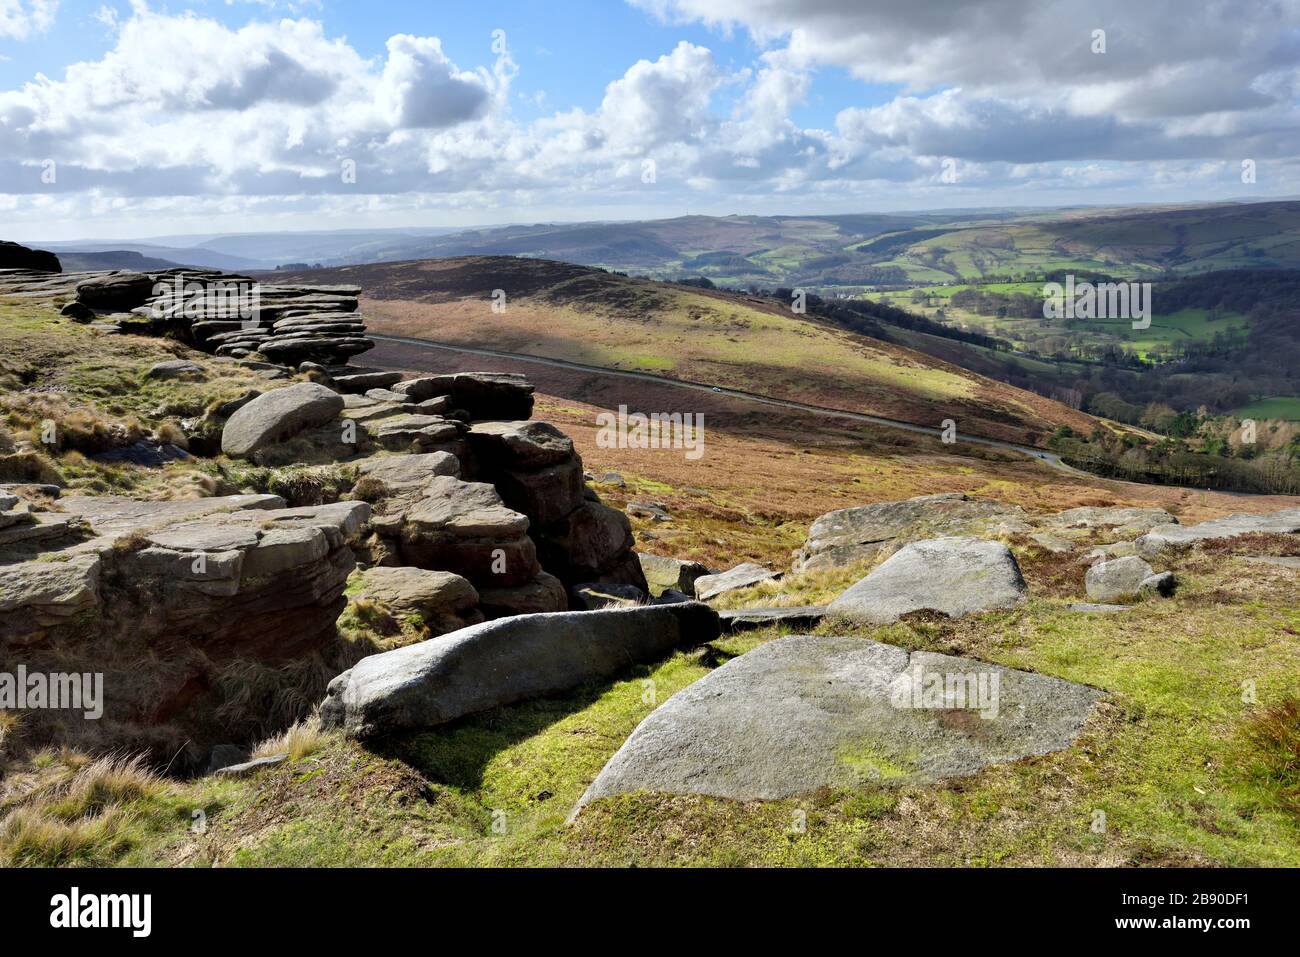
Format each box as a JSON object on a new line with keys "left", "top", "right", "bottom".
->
{"left": 574, "top": 635, "right": 1103, "bottom": 811}
{"left": 827, "top": 537, "right": 1026, "bottom": 625}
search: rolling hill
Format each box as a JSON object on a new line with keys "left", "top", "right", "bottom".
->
{"left": 275, "top": 256, "right": 1100, "bottom": 446}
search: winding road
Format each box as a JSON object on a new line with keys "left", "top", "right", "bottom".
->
{"left": 369, "top": 332, "right": 1094, "bottom": 479}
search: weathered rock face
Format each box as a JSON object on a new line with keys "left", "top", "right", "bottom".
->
{"left": 534, "top": 500, "right": 646, "bottom": 590}
{"left": 477, "top": 571, "right": 568, "bottom": 619}
{"left": 392, "top": 475, "right": 540, "bottom": 587}
{"left": 574, "top": 635, "right": 1103, "bottom": 811}
{"left": 827, "top": 537, "right": 1026, "bottom": 624}
{"left": 0, "top": 240, "right": 61, "bottom": 273}
{"left": 221, "top": 382, "right": 346, "bottom": 458}
{"left": 796, "top": 493, "right": 1027, "bottom": 572}
{"left": 1136, "top": 508, "right": 1300, "bottom": 558}
{"left": 694, "top": 563, "right": 778, "bottom": 601}
{"left": 320, "top": 603, "right": 721, "bottom": 738}
{"left": 352, "top": 566, "right": 482, "bottom": 636}
{"left": 0, "top": 493, "right": 368, "bottom": 763}
{"left": 1084, "top": 555, "right": 1155, "bottom": 602}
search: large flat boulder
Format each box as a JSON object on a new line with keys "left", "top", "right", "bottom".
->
{"left": 320, "top": 603, "right": 721, "bottom": 738}
{"left": 1137, "top": 508, "right": 1300, "bottom": 558}
{"left": 796, "top": 493, "right": 1026, "bottom": 572}
{"left": 221, "top": 383, "right": 345, "bottom": 458}
{"left": 1041, "top": 506, "right": 1177, "bottom": 535}
{"left": 574, "top": 635, "right": 1103, "bottom": 811}
{"left": 827, "top": 536, "right": 1026, "bottom": 624}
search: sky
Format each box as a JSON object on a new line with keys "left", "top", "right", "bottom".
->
{"left": 1, "top": 0, "right": 1299, "bottom": 241}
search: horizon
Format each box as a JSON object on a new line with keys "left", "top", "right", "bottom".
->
{"left": 20, "top": 195, "right": 1300, "bottom": 249}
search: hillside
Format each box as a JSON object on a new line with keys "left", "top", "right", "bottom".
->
{"left": 278, "top": 201, "right": 1300, "bottom": 291}
{"left": 273, "top": 256, "right": 1099, "bottom": 447}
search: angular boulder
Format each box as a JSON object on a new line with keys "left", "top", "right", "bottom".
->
{"left": 574, "top": 635, "right": 1103, "bottom": 811}
{"left": 827, "top": 537, "right": 1026, "bottom": 624}
{"left": 638, "top": 552, "right": 713, "bottom": 597}
{"left": 395, "top": 475, "right": 540, "bottom": 587}
{"left": 535, "top": 500, "right": 646, "bottom": 589}
{"left": 320, "top": 603, "right": 721, "bottom": 738}
{"left": 353, "top": 566, "right": 481, "bottom": 634}
{"left": 694, "top": 562, "right": 778, "bottom": 601}
{"left": 221, "top": 382, "right": 345, "bottom": 458}
{"left": 1084, "top": 555, "right": 1155, "bottom": 602}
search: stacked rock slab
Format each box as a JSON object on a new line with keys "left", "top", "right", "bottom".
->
{"left": 0, "top": 492, "right": 369, "bottom": 761}
{"left": 464, "top": 418, "right": 647, "bottom": 597}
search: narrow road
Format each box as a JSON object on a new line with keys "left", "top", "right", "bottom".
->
{"left": 369, "top": 332, "right": 1093, "bottom": 478}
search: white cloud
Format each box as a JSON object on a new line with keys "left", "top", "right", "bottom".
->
{"left": 0, "top": 0, "right": 57, "bottom": 40}
{"left": 3, "top": 0, "right": 1300, "bottom": 236}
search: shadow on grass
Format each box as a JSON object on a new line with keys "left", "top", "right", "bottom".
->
{"left": 370, "top": 670, "right": 640, "bottom": 793}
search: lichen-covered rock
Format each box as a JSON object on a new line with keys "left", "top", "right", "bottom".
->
{"left": 828, "top": 537, "right": 1026, "bottom": 624}
{"left": 637, "top": 552, "right": 713, "bottom": 597}
{"left": 1137, "top": 508, "right": 1300, "bottom": 557}
{"left": 353, "top": 566, "right": 481, "bottom": 634}
{"left": 574, "top": 635, "right": 1103, "bottom": 812}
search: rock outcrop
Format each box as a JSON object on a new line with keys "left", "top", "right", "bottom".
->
{"left": 1, "top": 492, "right": 368, "bottom": 763}
{"left": 0, "top": 240, "right": 61, "bottom": 273}
{"left": 795, "top": 493, "right": 1027, "bottom": 572}
{"left": 1137, "top": 508, "right": 1300, "bottom": 557}
{"left": 574, "top": 634, "right": 1103, "bottom": 811}
{"left": 321, "top": 603, "right": 721, "bottom": 738}
{"left": 828, "top": 537, "right": 1026, "bottom": 624}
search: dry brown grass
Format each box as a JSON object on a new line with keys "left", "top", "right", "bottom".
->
{"left": 252, "top": 716, "right": 326, "bottom": 762}
{"left": 0, "top": 753, "right": 168, "bottom": 866}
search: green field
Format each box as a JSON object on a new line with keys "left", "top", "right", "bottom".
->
{"left": 876, "top": 283, "right": 1251, "bottom": 361}
{"left": 1233, "top": 396, "right": 1300, "bottom": 421}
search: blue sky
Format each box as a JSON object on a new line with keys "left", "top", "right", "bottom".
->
{"left": 1, "top": 0, "right": 1298, "bottom": 240}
